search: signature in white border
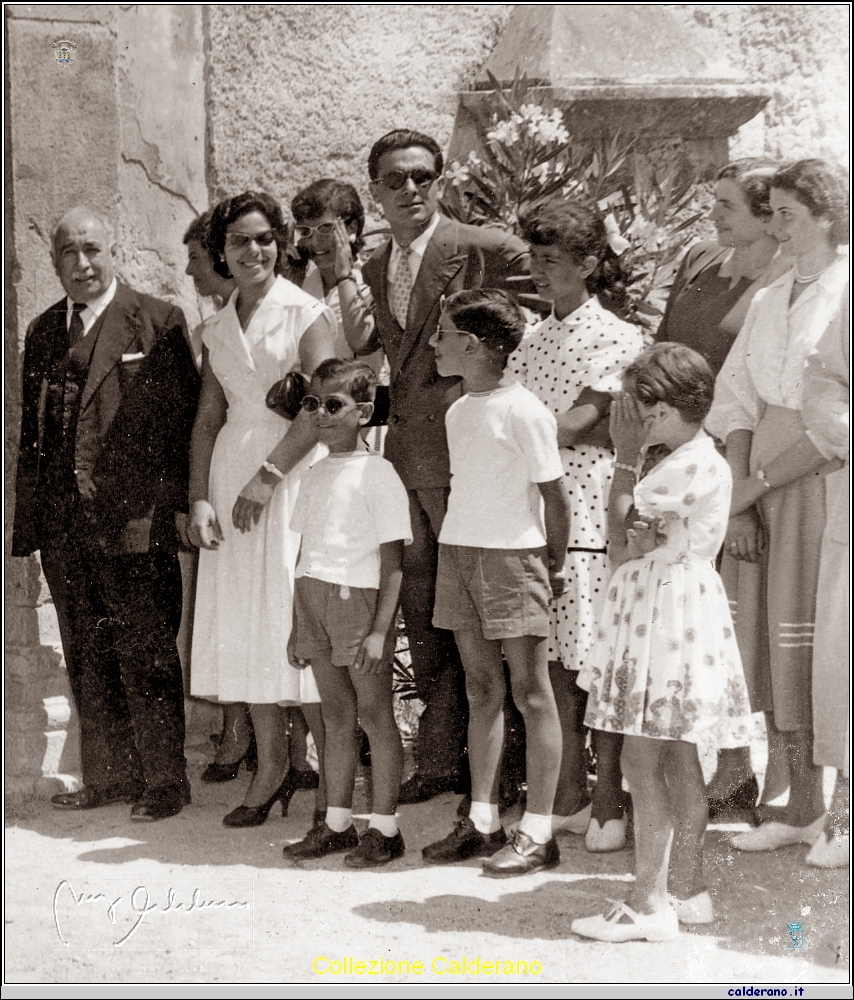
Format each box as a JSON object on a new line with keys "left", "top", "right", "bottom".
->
{"left": 53, "top": 880, "right": 250, "bottom": 948}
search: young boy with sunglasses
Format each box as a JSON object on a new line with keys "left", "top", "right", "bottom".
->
{"left": 422, "top": 289, "right": 571, "bottom": 876}
{"left": 282, "top": 359, "right": 412, "bottom": 867}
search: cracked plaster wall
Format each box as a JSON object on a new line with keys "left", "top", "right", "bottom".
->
{"left": 5, "top": 4, "right": 207, "bottom": 796}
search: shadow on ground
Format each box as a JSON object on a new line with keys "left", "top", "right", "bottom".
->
{"left": 6, "top": 763, "right": 849, "bottom": 974}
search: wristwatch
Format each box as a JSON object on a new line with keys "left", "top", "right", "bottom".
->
{"left": 755, "top": 468, "right": 773, "bottom": 490}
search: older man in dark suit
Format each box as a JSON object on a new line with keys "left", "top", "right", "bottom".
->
{"left": 342, "top": 130, "right": 530, "bottom": 802}
{"left": 12, "top": 206, "right": 200, "bottom": 820}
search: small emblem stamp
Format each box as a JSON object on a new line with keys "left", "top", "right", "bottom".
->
{"left": 51, "top": 38, "right": 78, "bottom": 66}
{"left": 786, "top": 921, "right": 805, "bottom": 950}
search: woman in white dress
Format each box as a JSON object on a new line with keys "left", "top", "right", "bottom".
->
{"left": 706, "top": 159, "right": 849, "bottom": 852}
{"left": 189, "top": 192, "right": 336, "bottom": 826}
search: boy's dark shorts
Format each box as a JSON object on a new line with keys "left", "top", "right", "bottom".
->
{"left": 292, "top": 576, "right": 395, "bottom": 669}
{"left": 432, "top": 544, "right": 552, "bottom": 640}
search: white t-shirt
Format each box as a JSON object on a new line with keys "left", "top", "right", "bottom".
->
{"left": 439, "top": 382, "right": 564, "bottom": 549}
{"left": 291, "top": 451, "right": 412, "bottom": 589}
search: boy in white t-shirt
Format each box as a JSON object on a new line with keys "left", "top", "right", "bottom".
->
{"left": 424, "top": 289, "right": 571, "bottom": 877}
{"left": 282, "top": 359, "right": 412, "bottom": 868}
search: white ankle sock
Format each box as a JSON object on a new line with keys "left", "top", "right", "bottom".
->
{"left": 368, "top": 813, "right": 398, "bottom": 838}
{"left": 325, "top": 806, "right": 352, "bottom": 832}
{"left": 469, "top": 800, "right": 501, "bottom": 835}
{"left": 518, "top": 811, "right": 553, "bottom": 844}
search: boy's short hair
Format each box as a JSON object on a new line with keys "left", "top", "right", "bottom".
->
{"left": 623, "top": 343, "right": 715, "bottom": 424}
{"left": 183, "top": 207, "right": 215, "bottom": 248}
{"left": 312, "top": 358, "right": 378, "bottom": 404}
{"left": 443, "top": 288, "right": 526, "bottom": 367}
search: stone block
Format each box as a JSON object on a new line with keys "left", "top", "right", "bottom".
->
{"left": 7, "top": 5, "right": 117, "bottom": 25}
{"left": 7, "top": 17, "right": 120, "bottom": 334}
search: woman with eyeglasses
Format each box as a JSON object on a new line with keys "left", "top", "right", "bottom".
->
{"left": 188, "top": 191, "right": 337, "bottom": 827}
{"left": 289, "top": 180, "right": 383, "bottom": 368}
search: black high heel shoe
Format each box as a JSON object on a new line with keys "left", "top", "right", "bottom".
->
{"left": 201, "top": 734, "right": 258, "bottom": 783}
{"left": 222, "top": 773, "right": 296, "bottom": 828}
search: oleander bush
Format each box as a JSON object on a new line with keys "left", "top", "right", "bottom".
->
{"left": 441, "top": 69, "right": 706, "bottom": 330}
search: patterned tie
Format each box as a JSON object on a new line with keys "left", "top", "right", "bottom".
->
{"left": 390, "top": 245, "right": 414, "bottom": 329}
{"left": 68, "top": 301, "right": 86, "bottom": 348}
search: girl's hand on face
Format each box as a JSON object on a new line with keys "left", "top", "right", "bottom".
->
{"left": 609, "top": 392, "right": 649, "bottom": 463}
{"left": 332, "top": 217, "right": 355, "bottom": 280}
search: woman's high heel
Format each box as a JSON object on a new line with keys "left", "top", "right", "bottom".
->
{"left": 201, "top": 734, "right": 258, "bottom": 783}
{"left": 222, "top": 773, "right": 296, "bottom": 828}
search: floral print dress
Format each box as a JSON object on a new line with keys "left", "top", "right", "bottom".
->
{"left": 581, "top": 432, "right": 752, "bottom": 746}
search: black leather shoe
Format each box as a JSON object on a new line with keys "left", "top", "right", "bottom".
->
{"left": 51, "top": 783, "right": 143, "bottom": 811}
{"left": 130, "top": 782, "right": 191, "bottom": 822}
{"left": 398, "top": 773, "right": 466, "bottom": 804}
{"left": 423, "top": 817, "right": 507, "bottom": 864}
{"left": 344, "top": 828, "right": 405, "bottom": 868}
{"left": 282, "top": 822, "right": 359, "bottom": 859}
{"left": 481, "top": 830, "right": 560, "bottom": 878}
{"left": 708, "top": 775, "right": 760, "bottom": 819}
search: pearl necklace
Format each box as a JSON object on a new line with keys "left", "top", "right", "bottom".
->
{"left": 794, "top": 261, "right": 834, "bottom": 283}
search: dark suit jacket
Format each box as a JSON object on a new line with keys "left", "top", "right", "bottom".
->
{"left": 362, "top": 216, "right": 528, "bottom": 488}
{"left": 12, "top": 281, "right": 200, "bottom": 557}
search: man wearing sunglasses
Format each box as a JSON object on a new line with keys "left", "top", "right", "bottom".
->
{"left": 335, "top": 129, "right": 530, "bottom": 805}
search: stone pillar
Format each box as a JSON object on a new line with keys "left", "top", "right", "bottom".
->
{"left": 447, "top": 5, "right": 770, "bottom": 178}
{"left": 4, "top": 4, "right": 208, "bottom": 799}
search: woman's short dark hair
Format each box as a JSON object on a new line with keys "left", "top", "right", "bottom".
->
{"left": 368, "top": 129, "right": 443, "bottom": 181}
{"left": 772, "top": 159, "right": 849, "bottom": 246}
{"left": 208, "top": 191, "right": 290, "bottom": 279}
{"left": 443, "top": 288, "right": 526, "bottom": 368}
{"left": 623, "top": 342, "right": 715, "bottom": 424}
{"left": 291, "top": 179, "right": 366, "bottom": 255}
{"left": 521, "top": 199, "right": 632, "bottom": 317}
{"left": 312, "top": 358, "right": 378, "bottom": 404}
{"left": 716, "top": 157, "right": 778, "bottom": 221}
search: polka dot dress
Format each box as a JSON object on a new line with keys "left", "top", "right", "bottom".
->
{"left": 510, "top": 297, "right": 643, "bottom": 670}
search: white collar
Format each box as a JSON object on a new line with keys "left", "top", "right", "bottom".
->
{"left": 67, "top": 276, "right": 117, "bottom": 327}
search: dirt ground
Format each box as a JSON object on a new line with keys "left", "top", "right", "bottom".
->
{"left": 4, "top": 728, "right": 850, "bottom": 987}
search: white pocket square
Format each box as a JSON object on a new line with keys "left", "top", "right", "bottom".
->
{"left": 121, "top": 352, "right": 145, "bottom": 362}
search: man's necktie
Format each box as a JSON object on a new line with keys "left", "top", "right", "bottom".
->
{"left": 68, "top": 301, "right": 86, "bottom": 348}
{"left": 390, "top": 246, "right": 414, "bottom": 329}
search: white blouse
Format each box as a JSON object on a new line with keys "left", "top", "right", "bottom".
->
{"left": 706, "top": 255, "right": 849, "bottom": 442}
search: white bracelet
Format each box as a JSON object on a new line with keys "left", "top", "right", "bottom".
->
{"left": 614, "top": 461, "right": 636, "bottom": 475}
{"left": 261, "top": 461, "right": 285, "bottom": 480}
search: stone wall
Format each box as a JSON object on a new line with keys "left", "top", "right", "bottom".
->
{"left": 4, "top": 3, "right": 207, "bottom": 797}
{"left": 206, "top": 4, "right": 848, "bottom": 213}
{"left": 206, "top": 4, "right": 513, "bottom": 217}
{"left": 673, "top": 4, "right": 849, "bottom": 165}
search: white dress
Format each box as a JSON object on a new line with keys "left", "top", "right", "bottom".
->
{"left": 190, "top": 277, "right": 332, "bottom": 704}
{"left": 511, "top": 297, "right": 643, "bottom": 669}
{"left": 581, "top": 433, "right": 752, "bottom": 746}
